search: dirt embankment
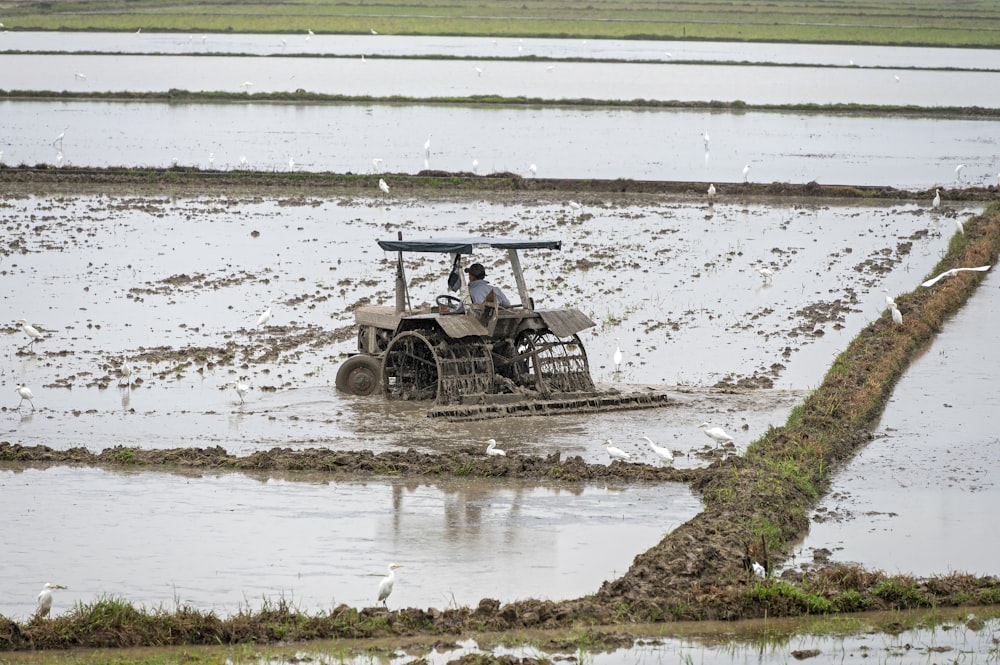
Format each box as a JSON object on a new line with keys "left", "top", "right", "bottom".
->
{"left": 2, "top": 166, "right": 999, "bottom": 202}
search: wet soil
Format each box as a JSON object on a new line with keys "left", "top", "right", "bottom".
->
{"left": 2, "top": 169, "right": 999, "bottom": 653}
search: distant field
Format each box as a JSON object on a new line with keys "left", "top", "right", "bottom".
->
{"left": 3, "top": 0, "right": 1000, "bottom": 47}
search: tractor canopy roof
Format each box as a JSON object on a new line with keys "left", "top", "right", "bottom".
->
{"left": 377, "top": 236, "right": 562, "bottom": 254}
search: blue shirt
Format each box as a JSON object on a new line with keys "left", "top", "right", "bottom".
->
{"left": 469, "top": 279, "right": 511, "bottom": 307}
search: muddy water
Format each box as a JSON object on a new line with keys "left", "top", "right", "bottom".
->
{"left": 797, "top": 269, "right": 1000, "bottom": 576}
{"left": 1, "top": 190, "right": 994, "bottom": 623}
{"left": 2, "top": 194, "right": 969, "bottom": 453}
{"left": 0, "top": 465, "right": 700, "bottom": 620}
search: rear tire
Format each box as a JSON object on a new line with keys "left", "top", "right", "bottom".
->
{"left": 335, "top": 355, "right": 382, "bottom": 396}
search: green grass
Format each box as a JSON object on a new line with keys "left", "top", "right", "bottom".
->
{"left": 2, "top": 0, "right": 1000, "bottom": 47}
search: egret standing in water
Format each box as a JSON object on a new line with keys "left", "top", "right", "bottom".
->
{"left": 932, "top": 189, "right": 940, "bottom": 209}
{"left": 756, "top": 265, "right": 773, "bottom": 283}
{"left": 707, "top": 183, "right": 716, "bottom": 198}
{"left": 699, "top": 422, "right": 734, "bottom": 447}
{"left": 15, "top": 384, "right": 36, "bottom": 411}
{"left": 377, "top": 563, "right": 403, "bottom": 608}
{"left": 378, "top": 178, "right": 390, "bottom": 197}
{"left": 604, "top": 439, "right": 631, "bottom": 461}
{"left": 642, "top": 436, "right": 673, "bottom": 466}
{"left": 485, "top": 438, "right": 506, "bottom": 456}
{"left": 16, "top": 319, "right": 44, "bottom": 351}
{"left": 955, "top": 163, "right": 966, "bottom": 182}
{"left": 256, "top": 302, "right": 273, "bottom": 329}
{"left": 118, "top": 357, "right": 135, "bottom": 387}
{"left": 613, "top": 338, "right": 622, "bottom": 374}
{"left": 35, "top": 583, "right": 67, "bottom": 619}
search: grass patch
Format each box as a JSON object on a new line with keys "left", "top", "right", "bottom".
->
{"left": 2, "top": 0, "right": 1000, "bottom": 47}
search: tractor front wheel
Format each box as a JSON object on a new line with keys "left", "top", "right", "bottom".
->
{"left": 335, "top": 355, "right": 382, "bottom": 396}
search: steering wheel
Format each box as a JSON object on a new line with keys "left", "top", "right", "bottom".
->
{"left": 436, "top": 295, "right": 463, "bottom": 311}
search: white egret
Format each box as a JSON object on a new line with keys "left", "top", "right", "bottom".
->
{"left": 546, "top": 64, "right": 555, "bottom": 72}
{"left": 893, "top": 74, "right": 900, "bottom": 83}
{"left": 472, "top": 158, "right": 479, "bottom": 173}
{"left": 742, "top": 164, "right": 750, "bottom": 182}
{"left": 955, "top": 218, "right": 964, "bottom": 235}
{"left": 118, "top": 357, "right": 135, "bottom": 387}
{"left": 756, "top": 266, "right": 773, "bottom": 283}
{"left": 208, "top": 152, "right": 215, "bottom": 168}
{"left": 881, "top": 288, "right": 895, "bottom": 309}
{"left": 306, "top": 29, "right": 314, "bottom": 39}
{"left": 642, "top": 436, "right": 673, "bottom": 466}
{"left": 53, "top": 127, "right": 67, "bottom": 149}
{"left": 568, "top": 200, "right": 582, "bottom": 210}
{"left": 485, "top": 438, "right": 506, "bottom": 456}
{"left": 371, "top": 28, "right": 378, "bottom": 35}
{"left": 921, "top": 265, "right": 991, "bottom": 288}
{"left": 613, "top": 337, "right": 622, "bottom": 373}
{"left": 474, "top": 66, "right": 483, "bottom": 77}
{"left": 16, "top": 384, "right": 35, "bottom": 411}
{"left": 528, "top": 163, "right": 537, "bottom": 176}
{"left": 699, "top": 422, "right": 734, "bottom": 447}
{"left": 996, "top": 173, "right": 1000, "bottom": 187}
{"left": 378, "top": 178, "right": 390, "bottom": 196}
{"left": 707, "top": 183, "right": 716, "bottom": 197}
{"left": 74, "top": 72, "right": 87, "bottom": 81}
{"left": 241, "top": 81, "right": 253, "bottom": 92}
{"left": 377, "top": 563, "right": 403, "bottom": 607}
{"left": 372, "top": 157, "right": 383, "bottom": 173}
{"left": 955, "top": 163, "right": 966, "bottom": 181}
{"left": 16, "top": 319, "right": 44, "bottom": 350}
{"left": 35, "top": 583, "right": 67, "bottom": 619}
{"left": 288, "top": 156, "right": 295, "bottom": 170}
{"left": 890, "top": 304, "right": 903, "bottom": 326}
{"left": 239, "top": 155, "right": 248, "bottom": 168}
{"left": 751, "top": 561, "right": 766, "bottom": 578}
{"left": 603, "top": 439, "right": 631, "bottom": 461}
{"left": 232, "top": 380, "right": 251, "bottom": 404}
{"left": 424, "top": 134, "right": 431, "bottom": 157}
{"left": 932, "top": 189, "right": 940, "bottom": 209}
{"left": 702, "top": 128, "right": 710, "bottom": 150}
{"left": 256, "top": 302, "right": 273, "bottom": 329}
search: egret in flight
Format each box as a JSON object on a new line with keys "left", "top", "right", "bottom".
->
{"left": 604, "top": 439, "right": 631, "bottom": 461}
{"left": 921, "top": 265, "right": 992, "bottom": 288}
{"left": 16, "top": 319, "right": 44, "bottom": 351}
{"left": 485, "top": 438, "right": 506, "bottom": 456}
{"left": 35, "top": 583, "right": 67, "bottom": 619}
{"left": 699, "top": 422, "right": 734, "bottom": 447}
{"left": 377, "top": 563, "right": 403, "bottom": 607}
{"left": 16, "top": 384, "right": 35, "bottom": 411}
{"left": 372, "top": 157, "right": 383, "bottom": 173}
{"left": 642, "top": 436, "right": 673, "bottom": 466}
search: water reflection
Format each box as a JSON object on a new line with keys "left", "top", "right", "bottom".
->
{"left": 0, "top": 466, "right": 699, "bottom": 618}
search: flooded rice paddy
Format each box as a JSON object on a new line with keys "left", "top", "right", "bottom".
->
{"left": 0, "top": 466, "right": 701, "bottom": 619}
{"left": 2, "top": 30, "right": 1000, "bottom": 663}
{"left": 2, "top": 32, "right": 996, "bottom": 69}
{"left": 2, "top": 185, "right": 998, "bottom": 628}
{"left": 5, "top": 53, "right": 1000, "bottom": 109}
{"left": 3, "top": 100, "right": 1000, "bottom": 187}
